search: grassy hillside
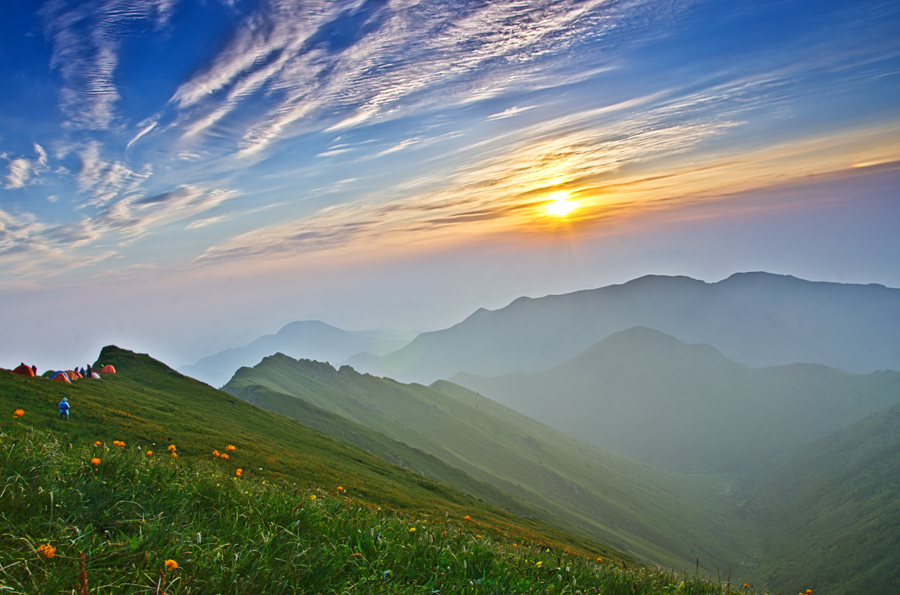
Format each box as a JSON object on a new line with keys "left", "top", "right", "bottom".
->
{"left": 453, "top": 327, "right": 900, "bottom": 474}
{"left": 742, "top": 402, "right": 900, "bottom": 595}
{"left": 0, "top": 346, "right": 626, "bottom": 561}
{"left": 1, "top": 427, "right": 761, "bottom": 594}
{"left": 223, "top": 354, "right": 756, "bottom": 579}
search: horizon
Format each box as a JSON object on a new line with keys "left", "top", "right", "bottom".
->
{"left": 2, "top": 0, "right": 899, "bottom": 372}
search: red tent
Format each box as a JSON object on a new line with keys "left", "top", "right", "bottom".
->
{"left": 12, "top": 364, "right": 35, "bottom": 377}
{"left": 51, "top": 371, "right": 71, "bottom": 383}
{"left": 101, "top": 365, "right": 116, "bottom": 374}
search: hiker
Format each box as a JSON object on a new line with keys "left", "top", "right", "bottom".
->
{"left": 86, "top": 363, "right": 92, "bottom": 379}
{"left": 31, "top": 364, "right": 37, "bottom": 375}
{"left": 59, "top": 397, "right": 70, "bottom": 421}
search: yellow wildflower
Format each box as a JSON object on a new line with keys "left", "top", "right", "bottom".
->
{"left": 409, "top": 527, "right": 416, "bottom": 533}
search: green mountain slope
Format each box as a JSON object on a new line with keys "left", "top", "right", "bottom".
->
{"left": 743, "top": 402, "right": 900, "bottom": 595}
{"left": 223, "top": 354, "right": 756, "bottom": 578}
{"left": 0, "top": 346, "right": 624, "bottom": 560}
{"left": 453, "top": 327, "right": 900, "bottom": 474}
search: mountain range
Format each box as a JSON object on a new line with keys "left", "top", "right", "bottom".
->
{"left": 452, "top": 326, "right": 900, "bottom": 473}
{"left": 178, "top": 320, "right": 410, "bottom": 388}
{"left": 350, "top": 272, "right": 900, "bottom": 384}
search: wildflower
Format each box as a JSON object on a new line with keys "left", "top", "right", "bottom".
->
{"left": 164, "top": 559, "right": 178, "bottom": 571}
{"left": 476, "top": 535, "right": 482, "bottom": 539}
{"left": 226, "top": 444, "right": 236, "bottom": 452}
{"left": 806, "top": 591, "right": 812, "bottom": 595}
{"left": 464, "top": 515, "right": 471, "bottom": 521}
{"left": 167, "top": 444, "right": 176, "bottom": 452}
{"left": 212, "top": 450, "right": 220, "bottom": 457}
{"left": 113, "top": 440, "right": 125, "bottom": 447}
{"left": 171, "top": 452, "right": 178, "bottom": 459}
{"left": 744, "top": 584, "right": 749, "bottom": 589}
{"left": 13, "top": 409, "right": 24, "bottom": 418}
{"left": 146, "top": 450, "right": 153, "bottom": 457}
{"left": 235, "top": 468, "right": 243, "bottom": 478}
{"left": 536, "top": 561, "right": 543, "bottom": 568}
{"left": 37, "top": 544, "right": 56, "bottom": 558}
{"left": 337, "top": 486, "right": 344, "bottom": 492}
{"left": 221, "top": 453, "right": 229, "bottom": 460}
{"left": 596, "top": 557, "right": 603, "bottom": 563}
{"left": 409, "top": 527, "right": 416, "bottom": 533}
{"left": 94, "top": 441, "right": 102, "bottom": 446}
{"left": 90, "top": 458, "right": 101, "bottom": 466}
{"left": 310, "top": 494, "right": 316, "bottom": 500}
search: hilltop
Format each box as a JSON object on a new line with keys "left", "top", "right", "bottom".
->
{"left": 0, "top": 346, "right": 621, "bottom": 558}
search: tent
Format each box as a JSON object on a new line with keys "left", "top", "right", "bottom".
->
{"left": 101, "top": 365, "right": 116, "bottom": 374}
{"left": 66, "top": 370, "right": 82, "bottom": 380}
{"left": 92, "top": 372, "right": 101, "bottom": 379}
{"left": 12, "top": 364, "right": 35, "bottom": 377}
{"left": 51, "top": 371, "right": 71, "bottom": 383}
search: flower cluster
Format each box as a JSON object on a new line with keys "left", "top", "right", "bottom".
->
{"left": 37, "top": 544, "right": 56, "bottom": 559}
{"left": 112, "top": 440, "right": 125, "bottom": 447}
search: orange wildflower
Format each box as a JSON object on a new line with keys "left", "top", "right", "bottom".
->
{"left": 112, "top": 440, "right": 125, "bottom": 447}
{"left": 220, "top": 453, "right": 229, "bottom": 460}
{"left": 212, "top": 450, "right": 220, "bottom": 457}
{"left": 164, "top": 559, "right": 178, "bottom": 571}
{"left": 94, "top": 441, "right": 102, "bottom": 446}
{"left": 167, "top": 444, "right": 176, "bottom": 451}
{"left": 146, "top": 450, "right": 153, "bottom": 457}
{"left": 13, "top": 409, "right": 24, "bottom": 418}
{"left": 90, "top": 458, "right": 101, "bottom": 466}
{"left": 37, "top": 544, "right": 56, "bottom": 558}
{"left": 171, "top": 452, "right": 178, "bottom": 459}
{"left": 235, "top": 468, "right": 243, "bottom": 477}
{"left": 225, "top": 444, "right": 236, "bottom": 452}
{"left": 464, "top": 515, "right": 471, "bottom": 521}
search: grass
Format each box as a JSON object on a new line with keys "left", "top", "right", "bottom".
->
{"left": 1, "top": 424, "right": 765, "bottom": 594}
{"left": 0, "top": 347, "right": 623, "bottom": 562}
{"left": 223, "top": 354, "right": 755, "bottom": 578}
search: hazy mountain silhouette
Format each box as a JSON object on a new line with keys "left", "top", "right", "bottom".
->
{"left": 453, "top": 327, "right": 900, "bottom": 474}
{"left": 179, "top": 320, "right": 409, "bottom": 387}
{"left": 353, "top": 273, "right": 900, "bottom": 384}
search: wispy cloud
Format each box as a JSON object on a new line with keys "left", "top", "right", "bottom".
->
{"left": 40, "top": 0, "right": 181, "bottom": 130}
{"left": 169, "top": 0, "right": 655, "bottom": 160}
{"left": 4, "top": 144, "right": 51, "bottom": 189}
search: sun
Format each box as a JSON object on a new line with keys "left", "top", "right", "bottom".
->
{"left": 543, "top": 192, "right": 578, "bottom": 218}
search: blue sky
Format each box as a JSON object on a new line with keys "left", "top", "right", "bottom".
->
{"left": 2, "top": 0, "right": 899, "bottom": 371}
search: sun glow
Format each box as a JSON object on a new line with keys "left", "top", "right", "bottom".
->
{"left": 543, "top": 192, "right": 578, "bottom": 218}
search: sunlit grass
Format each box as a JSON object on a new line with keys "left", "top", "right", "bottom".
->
{"left": 1, "top": 427, "right": 765, "bottom": 594}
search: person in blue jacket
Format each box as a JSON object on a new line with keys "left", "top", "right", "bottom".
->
{"left": 59, "top": 397, "right": 70, "bottom": 421}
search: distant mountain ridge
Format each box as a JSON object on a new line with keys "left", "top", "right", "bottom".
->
{"left": 179, "top": 320, "right": 410, "bottom": 387}
{"left": 453, "top": 326, "right": 900, "bottom": 474}
{"left": 352, "top": 272, "right": 900, "bottom": 383}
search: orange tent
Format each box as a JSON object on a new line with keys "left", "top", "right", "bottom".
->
{"left": 12, "top": 364, "right": 35, "bottom": 377}
{"left": 101, "top": 365, "right": 116, "bottom": 374}
{"left": 51, "top": 371, "right": 71, "bottom": 383}
{"left": 66, "top": 370, "right": 82, "bottom": 380}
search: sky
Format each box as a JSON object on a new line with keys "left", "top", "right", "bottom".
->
{"left": 1, "top": 0, "right": 899, "bottom": 372}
